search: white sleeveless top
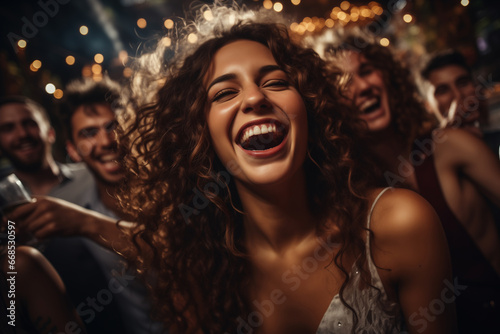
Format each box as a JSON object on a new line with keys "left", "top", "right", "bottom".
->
{"left": 316, "top": 188, "right": 404, "bottom": 333}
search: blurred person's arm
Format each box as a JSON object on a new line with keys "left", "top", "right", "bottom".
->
{"left": 3, "top": 246, "right": 87, "bottom": 333}
{"left": 437, "top": 128, "right": 500, "bottom": 207}
{"left": 5, "top": 196, "right": 135, "bottom": 256}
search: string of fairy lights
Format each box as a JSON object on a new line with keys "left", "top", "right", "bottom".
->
{"left": 12, "top": 0, "right": 471, "bottom": 100}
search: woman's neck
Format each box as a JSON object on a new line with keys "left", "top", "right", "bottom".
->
{"left": 237, "top": 169, "right": 317, "bottom": 254}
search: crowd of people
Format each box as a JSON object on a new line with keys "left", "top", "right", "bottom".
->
{"left": 0, "top": 3, "right": 499, "bottom": 334}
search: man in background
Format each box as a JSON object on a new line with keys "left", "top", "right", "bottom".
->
{"left": 0, "top": 95, "right": 127, "bottom": 333}
{"left": 420, "top": 49, "right": 500, "bottom": 156}
{"left": 2, "top": 79, "right": 161, "bottom": 333}
{"left": 0, "top": 96, "right": 89, "bottom": 198}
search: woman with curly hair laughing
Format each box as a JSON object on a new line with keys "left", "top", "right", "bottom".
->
{"left": 116, "top": 4, "right": 455, "bottom": 334}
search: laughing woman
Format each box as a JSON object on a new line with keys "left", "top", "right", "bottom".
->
{"left": 118, "top": 5, "right": 455, "bottom": 334}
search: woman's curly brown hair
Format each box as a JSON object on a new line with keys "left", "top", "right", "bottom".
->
{"left": 118, "top": 5, "right": 376, "bottom": 333}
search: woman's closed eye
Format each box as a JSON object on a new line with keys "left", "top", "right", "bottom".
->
{"left": 212, "top": 88, "right": 238, "bottom": 102}
{"left": 210, "top": 78, "right": 289, "bottom": 102}
{"left": 263, "top": 79, "right": 289, "bottom": 89}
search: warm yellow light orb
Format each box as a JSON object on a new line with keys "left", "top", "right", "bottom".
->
{"left": 161, "top": 37, "right": 171, "bottom": 47}
{"left": 187, "top": 33, "right": 198, "bottom": 44}
{"left": 66, "top": 55, "right": 75, "bottom": 65}
{"left": 94, "top": 53, "right": 104, "bottom": 64}
{"left": 379, "top": 38, "right": 390, "bottom": 46}
{"left": 80, "top": 26, "right": 88, "bottom": 35}
{"left": 164, "top": 19, "right": 174, "bottom": 29}
{"left": 32, "top": 60, "right": 42, "bottom": 69}
{"left": 54, "top": 89, "right": 64, "bottom": 99}
{"left": 92, "top": 64, "right": 102, "bottom": 74}
{"left": 137, "top": 18, "right": 147, "bottom": 29}
{"left": 203, "top": 10, "right": 214, "bottom": 21}
{"left": 340, "top": 1, "right": 350, "bottom": 11}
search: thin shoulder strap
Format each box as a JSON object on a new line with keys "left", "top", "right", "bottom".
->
{"left": 365, "top": 187, "right": 392, "bottom": 263}
{"left": 367, "top": 187, "right": 392, "bottom": 230}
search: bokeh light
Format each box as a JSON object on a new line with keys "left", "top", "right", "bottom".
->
{"left": 54, "top": 89, "right": 64, "bottom": 99}
{"left": 32, "top": 60, "right": 42, "bottom": 69}
{"left": 403, "top": 14, "right": 413, "bottom": 23}
{"left": 82, "top": 66, "right": 92, "bottom": 77}
{"left": 379, "top": 38, "right": 390, "bottom": 46}
{"left": 137, "top": 18, "right": 147, "bottom": 28}
{"left": 203, "top": 10, "right": 214, "bottom": 21}
{"left": 372, "top": 6, "right": 384, "bottom": 15}
{"left": 65, "top": 55, "right": 75, "bottom": 65}
{"left": 79, "top": 26, "right": 88, "bottom": 35}
{"left": 164, "top": 19, "right": 174, "bottom": 29}
{"left": 92, "top": 64, "right": 102, "bottom": 74}
{"left": 361, "top": 8, "right": 371, "bottom": 17}
{"left": 94, "top": 53, "right": 104, "bottom": 64}
{"left": 161, "top": 37, "right": 172, "bottom": 47}
{"left": 187, "top": 33, "right": 198, "bottom": 44}
{"left": 45, "top": 83, "right": 56, "bottom": 94}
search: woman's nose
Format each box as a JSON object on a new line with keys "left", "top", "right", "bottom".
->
{"left": 241, "top": 85, "right": 271, "bottom": 114}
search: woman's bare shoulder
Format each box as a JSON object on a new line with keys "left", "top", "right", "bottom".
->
{"left": 367, "top": 187, "right": 448, "bottom": 280}
{"left": 367, "top": 187, "right": 441, "bottom": 238}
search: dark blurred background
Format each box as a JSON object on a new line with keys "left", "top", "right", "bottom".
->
{"left": 1, "top": 0, "right": 500, "bottom": 147}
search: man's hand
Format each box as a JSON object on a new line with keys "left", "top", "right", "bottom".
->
{"left": 6, "top": 196, "right": 96, "bottom": 239}
{"left": 4, "top": 196, "right": 135, "bottom": 254}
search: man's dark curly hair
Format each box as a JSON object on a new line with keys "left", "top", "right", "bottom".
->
{"left": 420, "top": 49, "right": 471, "bottom": 80}
{"left": 118, "top": 5, "right": 379, "bottom": 333}
{"left": 58, "top": 76, "right": 122, "bottom": 142}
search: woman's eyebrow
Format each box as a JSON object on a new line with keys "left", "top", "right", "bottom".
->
{"left": 207, "top": 73, "right": 236, "bottom": 91}
{"left": 259, "top": 65, "right": 282, "bottom": 75}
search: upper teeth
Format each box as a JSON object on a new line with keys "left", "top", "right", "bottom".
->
{"left": 100, "top": 154, "right": 117, "bottom": 162}
{"left": 240, "top": 123, "right": 277, "bottom": 143}
{"left": 359, "top": 98, "right": 378, "bottom": 112}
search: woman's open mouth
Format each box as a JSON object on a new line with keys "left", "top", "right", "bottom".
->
{"left": 358, "top": 97, "right": 381, "bottom": 115}
{"left": 237, "top": 119, "right": 288, "bottom": 152}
